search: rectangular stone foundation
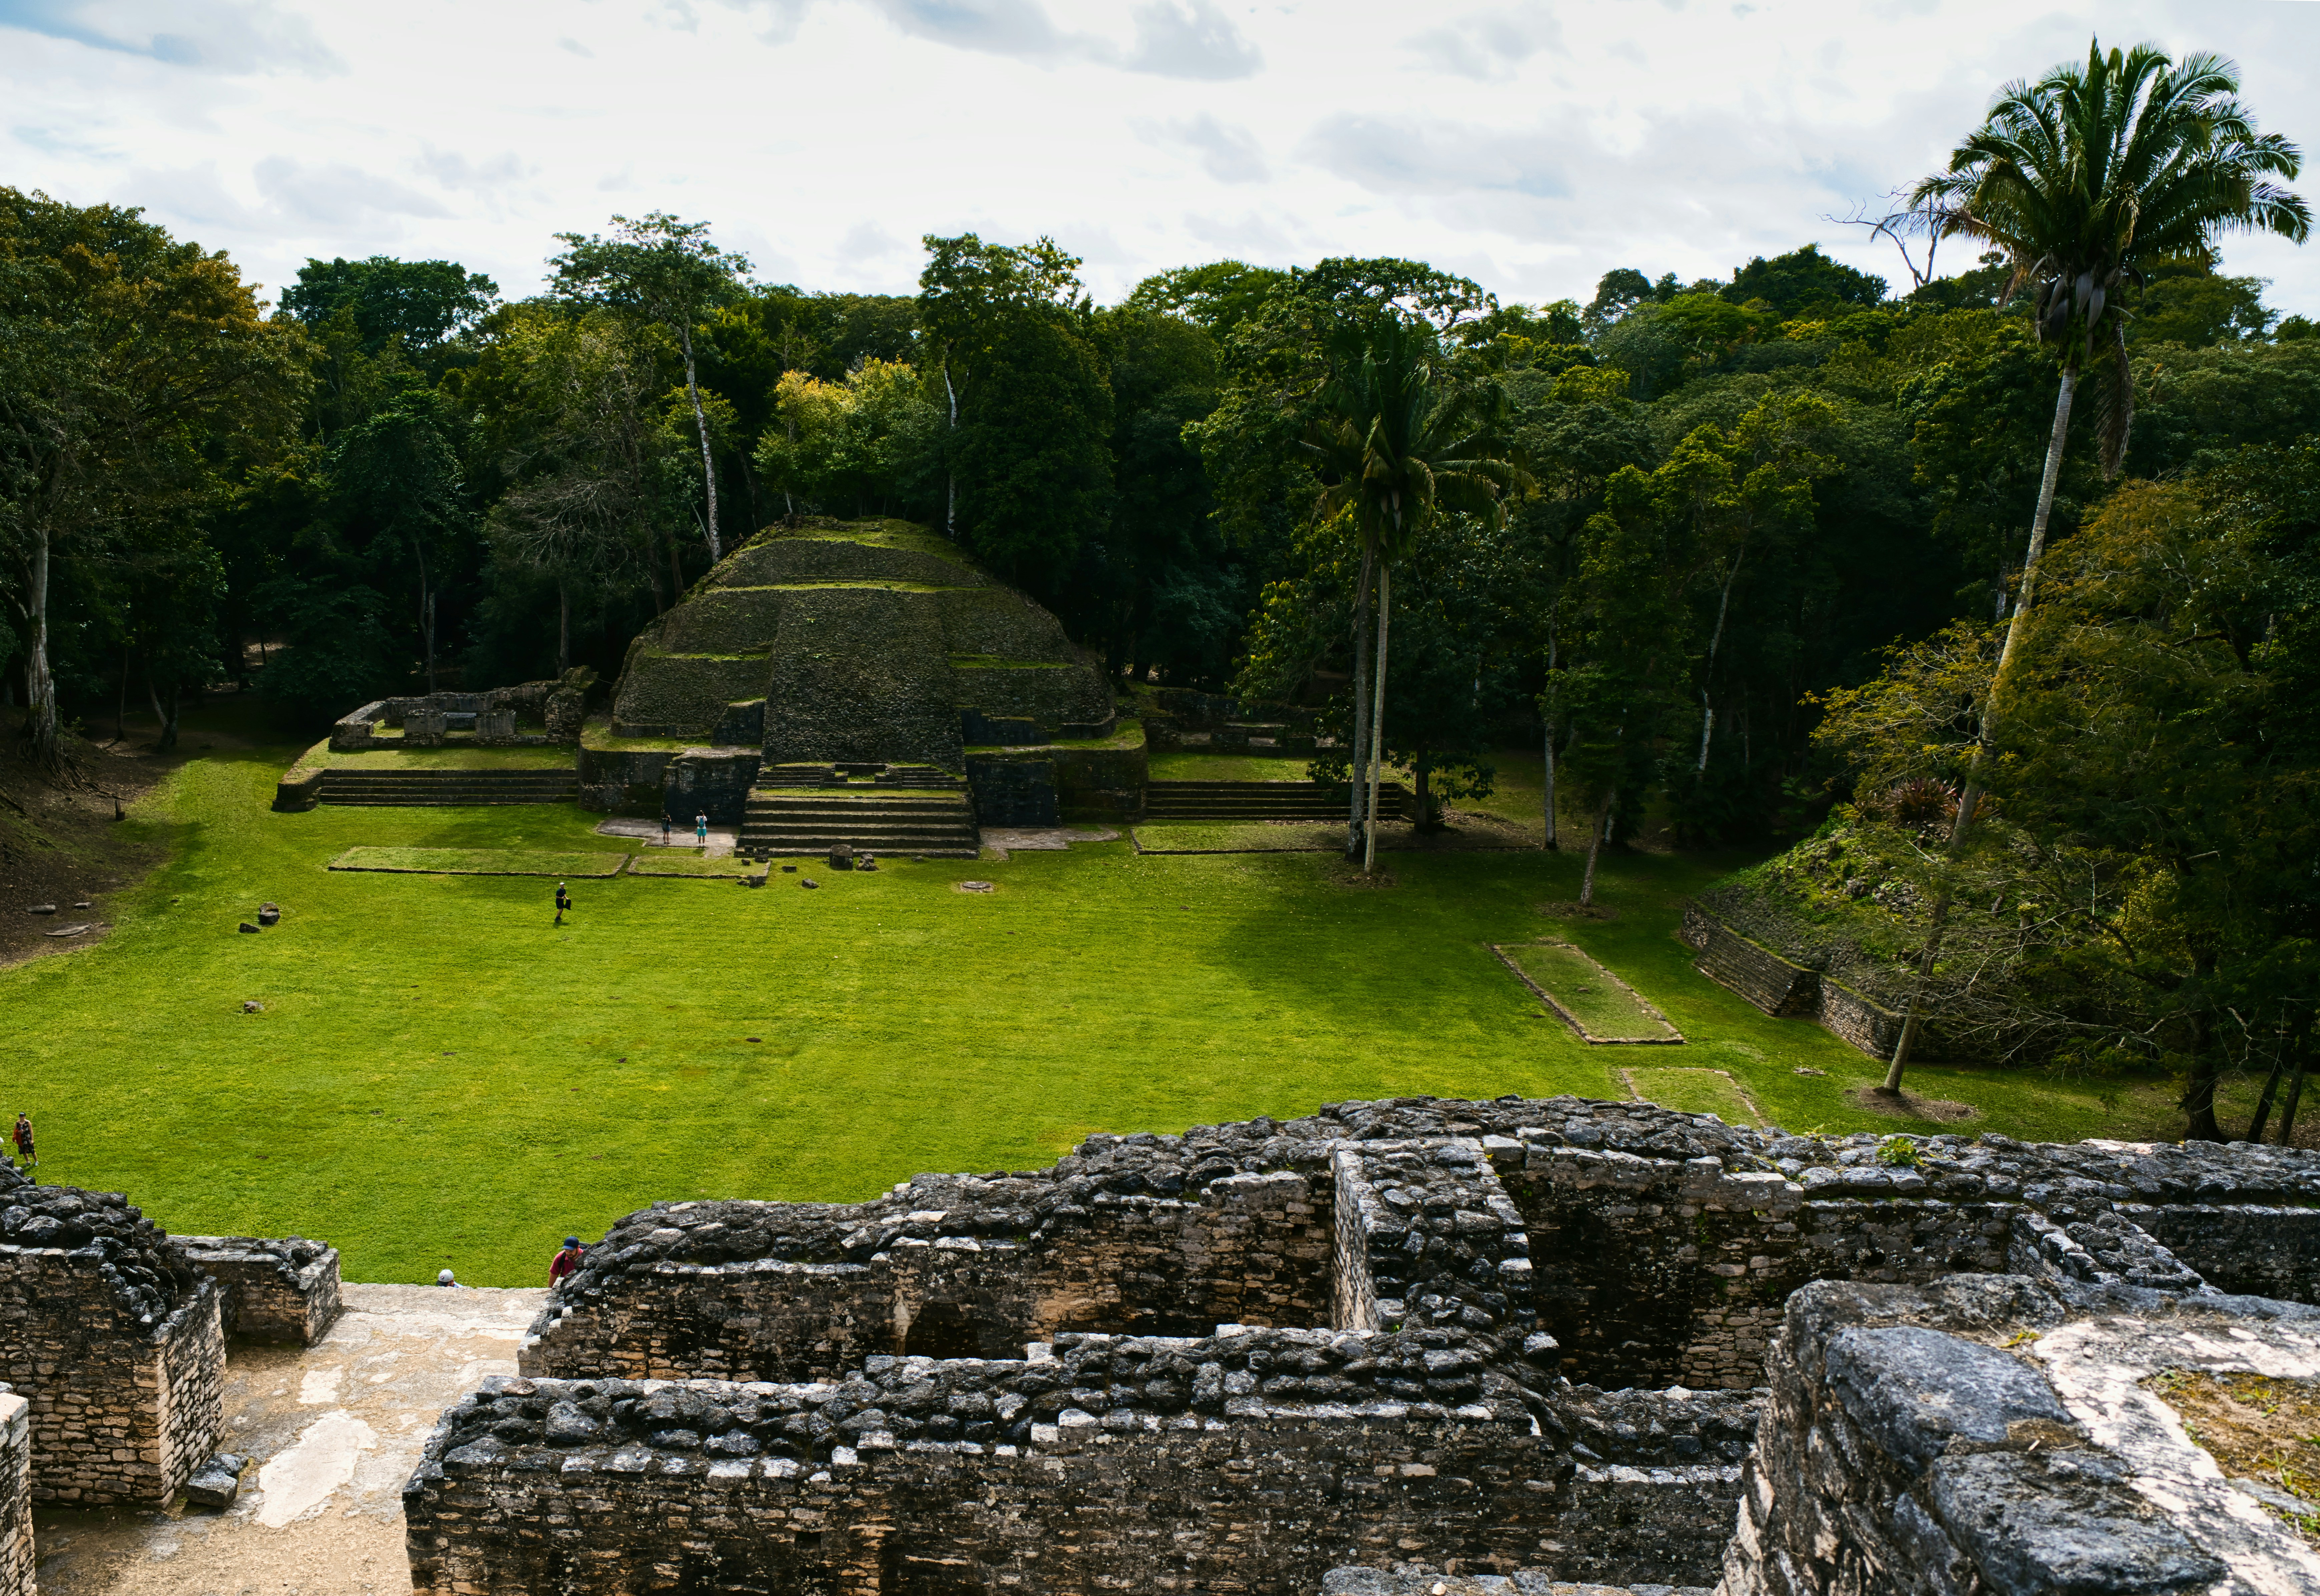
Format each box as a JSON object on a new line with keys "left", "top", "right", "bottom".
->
{"left": 178, "top": 1236, "right": 343, "bottom": 1345}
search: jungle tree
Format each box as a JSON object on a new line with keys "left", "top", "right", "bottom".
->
{"left": 1878, "top": 40, "right": 2310, "bottom": 1093}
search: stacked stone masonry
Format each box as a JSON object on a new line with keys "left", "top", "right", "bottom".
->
{"left": 0, "top": 1161, "right": 348, "bottom": 1515}
{"left": 0, "top": 1393, "right": 27, "bottom": 1596}
{"left": 1679, "top": 906, "right": 1925, "bottom": 1061}
{"left": 401, "top": 1096, "right": 2320, "bottom": 1594}
{"left": 175, "top": 1236, "right": 344, "bottom": 1345}
{"left": 1719, "top": 1273, "right": 2320, "bottom": 1594}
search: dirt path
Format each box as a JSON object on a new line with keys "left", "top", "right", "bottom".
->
{"left": 33, "top": 1283, "right": 544, "bottom": 1596}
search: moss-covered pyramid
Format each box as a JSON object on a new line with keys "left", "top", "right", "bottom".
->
{"left": 610, "top": 519, "right": 1113, "bottom": 768}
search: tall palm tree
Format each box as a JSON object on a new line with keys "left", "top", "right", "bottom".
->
{"left": 1301, "top": 318, "right": 1522, "bottom": 872}
{"left": 1879, "top": 40, "right": 2310, "bottom": 1093}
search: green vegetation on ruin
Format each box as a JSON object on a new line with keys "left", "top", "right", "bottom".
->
{"left": 0, "top": 727, "right": 2250, "bottom": 1292}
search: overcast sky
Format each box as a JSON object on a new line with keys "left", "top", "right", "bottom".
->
{"left": 5, "top": 0, "right": 2317, "bottom": 317}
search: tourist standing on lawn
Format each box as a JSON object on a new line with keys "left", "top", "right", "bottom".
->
{"left": 554, "top": 881, "right": 571, "bottom": 926}
{"left": 695, "top": 811, "right": 709, "bottom": 848}
{"left": 549, "top": 1235, "right": 586, "bottom": 1288}
{"left": 11, "top": 1114, "right": 31, "bottom": 1172}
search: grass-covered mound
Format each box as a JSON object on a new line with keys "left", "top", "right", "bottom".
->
{"left": 1691, "top": 810, "right": 2097, "bottom": 1065}
{"left": 610, "top": 517, "right": 1113, "bottom": 758}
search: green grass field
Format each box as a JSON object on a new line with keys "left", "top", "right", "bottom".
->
{"left": 0, "top": 735, "right": 2224, "bottom": 1289}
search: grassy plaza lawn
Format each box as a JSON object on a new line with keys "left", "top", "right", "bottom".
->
{"left": 0, "top": 735, "right": 2225, "bottom": 1288}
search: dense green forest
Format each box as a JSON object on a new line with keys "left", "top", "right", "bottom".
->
{"left": 6, "top": 40, "right": 2320, "bottom": 1138}
{"left": 6, "top": 196, "right": 2312, "bottom": 825}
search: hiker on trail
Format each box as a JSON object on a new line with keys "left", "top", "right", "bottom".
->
{"left": 554, "top": 882, "right": 572, "bottom": 927}
{"left": 11, "top": 1114, "right": 31, "bottom": 1172}
{"left": 549, "top": 1235, "right": 586, "bottom": 1288}
{"left": 695, "top": 811, "right": 709, "bottom": 847}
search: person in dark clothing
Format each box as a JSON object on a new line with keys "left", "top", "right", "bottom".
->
{"left": 10, "top": 1114, "right": 30, "bottom": 1172}
{"left": 554, "top": 882, "right": 572, "bottom": 926}
{"left": 660, "top": 811, "right": 672, "bottom": 846}
{"left": 549, "top": 1235, "right": 586, "bottom": 1287}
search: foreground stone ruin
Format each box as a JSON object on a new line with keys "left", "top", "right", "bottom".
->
{"left": 398, "top": 1095, "right": 2320, "bottom": 1594}
{"left": 0, "top": 1162, "right": 344, "bottom": 1596}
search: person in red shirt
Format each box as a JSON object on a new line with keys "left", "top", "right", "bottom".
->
{"left": 12, "top": 1114, "right": 32, "bottom": 1172}
{"left": 549, "top": 1236, "right": 585, "bottom": 1287}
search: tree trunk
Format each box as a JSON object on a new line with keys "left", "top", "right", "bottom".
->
{"left": 1579, "top": 788, "right": 1615, "bottom": 907}
{"left": 1883, "top": 365, "right": 2079, "bottom": 1094}
{"left": 413, "top": 539, "right": 437, "bottom": 695}
{"left": 116, "top": 641, "right": 131, "bottom": 743}
{"left": 943, "top": 363, "right": 959, "bottom": 541}
{"left": 145, "top": 674, "right": 179, "bottom": 753}
{"left": 682, "top": 323, "right": 721, "bottom": 562}
{"left": 17, "top": 525, "right": 58, "bottom": 767}
{"left": 2181, "top": 949, "right": 2225, "bottom": 1142}
{"left": 2249, "top": 1044, "right": 2289, "bottom": 1144}
{"left": 1347, "top": 546, "right": 1375, "bottom": 845}
{"left": 1697, "top": 547, "right": 1743, "bottom": 771}
{"left": 1362, "top": 565, "right": 1392, "bottom": 874}
{"left": 557, "top": 581, "right": 571, "bottom": 675}
{"left": 1542, "top": 622, "right": 1558, "bottom": 850}
{"left": 2279, "top": 1021, "right": 2312, "bottom": 1147}
{"left": 1414, "top": 760, "right": 1433, "bottom": 831}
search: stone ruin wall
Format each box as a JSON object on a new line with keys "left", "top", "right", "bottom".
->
{"left": 0, "top": 1168, "right": 343, "bottom": 1517}
{"left": 176, "top": 1236, "right": 343, "bottom": 1345}
{"left": 412, "top": 1096, "right": 2320, "bottom": 1595}
{"left": 0, "top": 1394, "right": 28, "bottom": 1596}
{"left": 0, "top": 1244, "right": 225, "bottom": 1507}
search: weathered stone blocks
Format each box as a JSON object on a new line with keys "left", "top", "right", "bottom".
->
{"left": 174, "top": 1235, "right": 342, "bottom": 1345}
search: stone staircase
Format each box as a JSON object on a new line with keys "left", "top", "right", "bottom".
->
{"left": 741, "top": 765, "right": 980, "bottom": 857}
{"left": 1143, "top": 779, "right": 1408, "bottom": 822}
{"left": 316, "top": 768, "right": 580, "bottom": 806}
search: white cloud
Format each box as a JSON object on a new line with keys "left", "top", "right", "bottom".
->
{"left": 1407, "top": 8, "right": 1561, "bottom": 82}
{"left": 0, "top": 0, "right": 343, "bottom": 73}
{"left": 0, "top": 0, "right": 2312, "bottom": 318}
{"left": 1119, "top": 0, "right": 1260, "bottom": 80}
{"left": 1135, "top": 112, "right": 1268, "bottom": 183}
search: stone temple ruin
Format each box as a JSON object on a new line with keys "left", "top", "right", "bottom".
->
{"left": 0, "top": 1160, "right": 343, "bottom": 1595}
{"left": 393, "top": 1095, "right": 2320, "bottom": 1594}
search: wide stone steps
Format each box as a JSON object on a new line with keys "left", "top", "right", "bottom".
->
{"left": 739, "top": 788, "right": 979, "bottom": 858}
{"left": 317, "top": 769, "right": 579, "bottom": 806}
{"left": 1143, "top": 780, "right": 1408, "bottom": 821}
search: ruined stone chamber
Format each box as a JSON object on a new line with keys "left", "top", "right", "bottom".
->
{"left": 587, "top": 519, "right": 1136, "bottom": 843}
{"left": 0, "top": 1162, "right": 346, "bottom": 1522}
{"left": 405, "top": 1100, "right": 2320, "bottom": 1595}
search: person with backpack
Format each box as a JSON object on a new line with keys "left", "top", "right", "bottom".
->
{"left": 549, "top": 1235, "right": 586, "bottom": 1288}
{"left": 554, "top": 882, "right": 572, "bottom": 927}
{"left": 10, "top": 1114, "right": 31, "bottom": 1173}
{"left": 694, "top": 811, "right": 709, "bottom": 848}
